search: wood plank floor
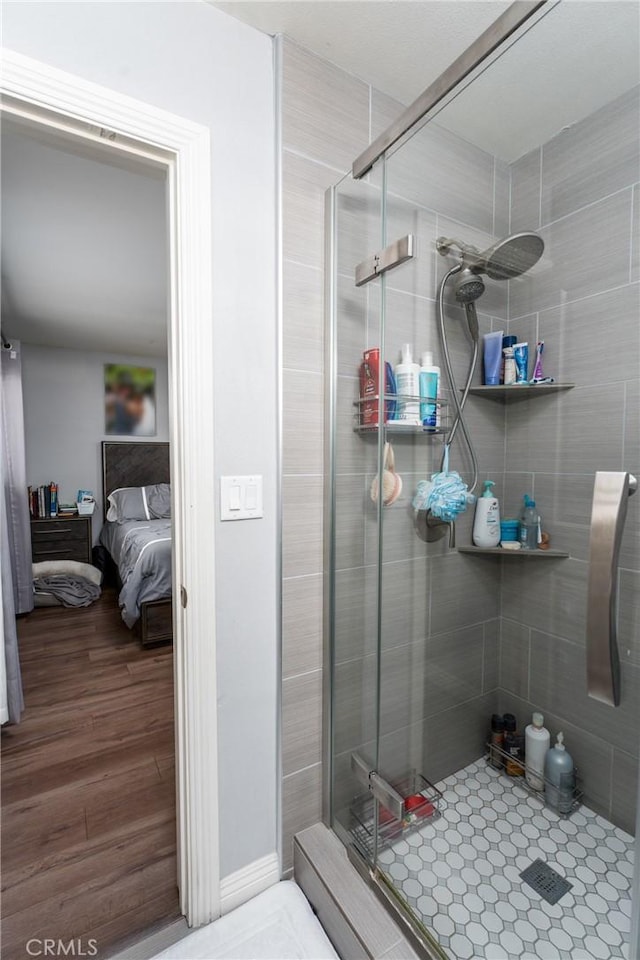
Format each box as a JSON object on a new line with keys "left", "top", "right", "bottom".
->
{"left": 1, "top": 589, "right": 180, "bottom": 960}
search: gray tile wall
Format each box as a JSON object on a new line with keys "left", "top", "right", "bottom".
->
{"left": 281, "top": 38, "right": 374, "bottom": 873}
{"left": 500, "top": 83, "right": 640, "bottom": 834}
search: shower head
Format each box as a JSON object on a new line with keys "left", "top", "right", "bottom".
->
{"left": 437, "top": 231, "right": 544, "bottom": 283}
{"left": 454, "top": 268, "right": 485, "bottom": 304}
{"left": 481, "top": 232, "right": 545, "bottom": 280}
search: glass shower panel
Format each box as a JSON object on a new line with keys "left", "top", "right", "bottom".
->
{"left": 374, "top": 110, "right": 506, "bottom": 918}
{"left": 329, "top": 168, "right": 385, "bottom": 854}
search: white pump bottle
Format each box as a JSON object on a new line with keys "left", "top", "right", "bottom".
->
{"left": 472, "top": 479, "right": 501, "bottom": 548}
{"left": 395, "top": 344, "right": 421, "bottom": 424}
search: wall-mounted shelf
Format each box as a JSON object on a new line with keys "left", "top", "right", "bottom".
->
{"left": 356, "top": 423, "right": 449, "bottom": 436}
{"left": 467, "top": 383, "right": 575, "bottom": 401}
{"left": 354, "top": 394, "right": 449, "bottom": 435}
{"left": 458, "top": 546, "right": 569, "bottom": 558}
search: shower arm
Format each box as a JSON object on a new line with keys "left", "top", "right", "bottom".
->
{"left": 437, "top": 264, "right": 480, "bottom": 494}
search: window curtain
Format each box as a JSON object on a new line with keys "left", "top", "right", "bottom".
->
{"left": 1, "top": 339, "right": 30, "bottom": 724}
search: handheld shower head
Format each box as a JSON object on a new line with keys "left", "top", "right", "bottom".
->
{"left": 454, "top": 268, "right": 485, "bottom": 304}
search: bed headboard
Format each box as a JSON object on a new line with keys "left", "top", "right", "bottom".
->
{"left": 102, "top": 441, "right": 170, "bottom": 519}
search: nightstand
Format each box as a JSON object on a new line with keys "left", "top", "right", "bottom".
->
{"left": 30, "top": 515, "right": 92, "bottom": 564}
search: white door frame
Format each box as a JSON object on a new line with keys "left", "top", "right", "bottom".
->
{"left": 1, "top": 49, "right": 220, "bottom": 926}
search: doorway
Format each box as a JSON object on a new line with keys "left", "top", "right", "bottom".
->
{"left": 1, "top": 49, "right": 220, "bottom": 949}
{"left": 1, "top": 113, "right": 178, "bottom": 956}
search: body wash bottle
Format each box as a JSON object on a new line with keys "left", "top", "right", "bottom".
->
{"left": 472, "top": 480, "right": 501, "bottom": 548}
{"left": 544, "top": 732, "right": 575, "bottom": 814}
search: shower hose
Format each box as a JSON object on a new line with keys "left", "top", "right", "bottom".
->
{"left": 436, "top": 263, "right": 480, "bottom": 495}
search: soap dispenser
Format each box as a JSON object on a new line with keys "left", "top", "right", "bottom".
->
{"left": 544, "top": 732, "right": 575, "bottom": 814}
{"left": 472, "top": 480, "right": 501, "bottom": 548}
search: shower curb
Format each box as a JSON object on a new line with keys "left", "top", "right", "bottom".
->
{"left": 294, "top": 823, "right": 425, "bottom": 960}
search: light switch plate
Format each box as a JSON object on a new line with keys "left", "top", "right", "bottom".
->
{"left": 220, "top": 475, "right": 263, "bottom": 521}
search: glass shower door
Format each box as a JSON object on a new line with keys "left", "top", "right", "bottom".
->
{"left": 362, "top": 3, "right": 640, "bottom": 956}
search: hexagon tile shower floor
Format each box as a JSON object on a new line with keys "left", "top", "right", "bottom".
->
{"left": 377, "top": 760, "right": 633, "bottom": 960}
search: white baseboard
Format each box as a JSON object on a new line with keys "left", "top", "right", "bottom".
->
{"left": 220, "top": 852, "right": 280, "bottom": 915}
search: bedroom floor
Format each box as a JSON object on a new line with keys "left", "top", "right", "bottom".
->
{"left": 1, "top": 589, "right": 178, "bottom": 960}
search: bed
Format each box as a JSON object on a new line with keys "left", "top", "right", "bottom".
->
{"left": 100, "top": 441, "right": 173, "bottom": 646}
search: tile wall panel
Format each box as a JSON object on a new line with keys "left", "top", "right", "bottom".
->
{"left": 281, "top": 38, "right": 372, "bottom": 867}
{"left": 540, "top": 85, "right": 640, "bottom": 225}
{"left": 632, "top": 185, "right": 639, "bottom": 283}
{"left": 510, "top": 147, "right": 541, "bottom": 233}
{"left": 282, "top": 669, "right": 323, "bottom": 776}
{"left": 500, "top": 83, "right": 640, "bottom": 831}
{"left": 384, "top": 121, "right": 496, "bottom": 235}
{"left": 282, "top": 575, "right": 323, "bottom": 679}
{"left": 509, "top": 188, "right": 634, "bottom": 319}
{"left": 282, "top": 763, "right": 323, "bottom": 873}
{"left": 282, "top": 40, "right": 370, "bottom": 171}
{"left": 528, "top": 629, "right": 640, "bottom": 759}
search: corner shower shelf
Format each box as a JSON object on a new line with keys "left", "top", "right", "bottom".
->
{"left": 485, "top": 742, "right": 583, "bottom": 818}
{"left": 467, "top": 383, "right": 575, "bottom": 401}
{"left": 458, "top": 546, "right": 569, "bottom": 558}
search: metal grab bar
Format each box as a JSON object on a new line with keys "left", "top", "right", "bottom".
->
{"left": 586, "top": 471, "right": 637, "bottom": 707}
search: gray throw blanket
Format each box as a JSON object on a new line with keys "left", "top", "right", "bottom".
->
{"left": 33, "top": 575, "right": 101, "bottom": 607}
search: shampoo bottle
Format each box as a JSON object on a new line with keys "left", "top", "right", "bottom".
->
{"left": 472, "top": 480, "right": 501, "bottom": 548}
{"left": 544, "top": 732, "right": 575, "bottom": 814}
{"left": 395, "top": 344, "right": 421, "bottom": 424}
{"left": 419, "top": 351, "right": 440, "bottom": 429}
{"left": 525, "top": 712, "right": 550, "bottom": 791}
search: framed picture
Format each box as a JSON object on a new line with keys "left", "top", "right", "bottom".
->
{"left": 104, "top": 364, "right": 156, "bottom": 437}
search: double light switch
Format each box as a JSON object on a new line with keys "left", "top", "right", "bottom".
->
{"left": 220, "top": 475, "right": 263, "bottom": 521}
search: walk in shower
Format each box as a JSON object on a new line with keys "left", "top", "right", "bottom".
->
{"left": 323, "top": 2, "right": 640, "bottom": 957}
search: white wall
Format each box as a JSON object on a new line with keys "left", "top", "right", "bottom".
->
{"left": 3, "top": 1, "right": 278, "bottom": 880}
{"left": 21, "top": 344, "right": 170, "bottom": 543}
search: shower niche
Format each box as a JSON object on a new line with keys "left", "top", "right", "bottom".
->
{"left": 323, "top": 2, "right": 640, "bottom": 957}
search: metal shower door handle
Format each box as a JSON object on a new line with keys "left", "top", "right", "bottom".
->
{"left": 586, "top": 471, "right": 637, "bottom": 707}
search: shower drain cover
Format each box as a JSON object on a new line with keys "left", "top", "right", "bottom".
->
{"left": 520, "top": 859, "right": 573, "bottom": 905}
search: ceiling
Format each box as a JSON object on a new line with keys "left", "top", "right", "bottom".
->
{"left": 212, "top": 0, "right": 511, "bottom": 107}
{"left": 212, "top": 0, "right": 640, "bottom": 162}
{"left": 1, "top": 118, "right": 168, "bottom": 357}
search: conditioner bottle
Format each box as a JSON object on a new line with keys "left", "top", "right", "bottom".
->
{"left": 525, "top": 712, "right": 550, "bottom": 792}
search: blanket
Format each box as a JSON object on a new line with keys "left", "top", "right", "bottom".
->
{"left": 32, "top": 574, "right": 101, "bottom": 607}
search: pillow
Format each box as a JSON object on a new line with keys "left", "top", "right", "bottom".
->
{"left": 106, "top": 487, "right": 146, "bottom": 522}
{"left": 106, "top": 484, "right": 171, "bottom": 522}
{"left": 146, "top": 482, "right": 171, "bottom": 519}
